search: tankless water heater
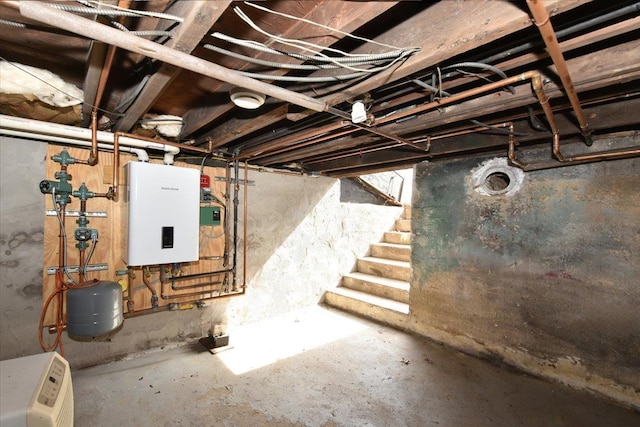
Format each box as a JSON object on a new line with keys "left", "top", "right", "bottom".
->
{"left": 123, "top": 162, "right": 200, "bottom": 266}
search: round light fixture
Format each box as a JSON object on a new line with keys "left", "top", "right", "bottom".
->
{"left": 230, "top": 89, "right": 266, "bottom": 109}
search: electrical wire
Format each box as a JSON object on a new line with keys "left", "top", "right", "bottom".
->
{"left": 412, "top": 79, "right": 451, "bottom": 97}
{"left": 49, "top": 2, "right": 184, "bottom": 22}
{"left": 204, "top": 43, "right": 416, "bottom": 77}
{"left": 211, "top": 32, "right": 410, "bottom": 64}
{"left": 243, "top": 1, "right": 413, "bottom": 52}
{"left": 442, "top": 62, "right": 515, "bottom": 94}
{"left": 0, "top": 19, "right": 26, "bottom": 28}
{"left": 236, "top": 70, "right": 368, "bottom": 83}
{"left": 203, "top": 44, "right": 341, "bottom": 70}
{"left": 232, "top": 6, "right": 419, "bottom": 73}
{"left": 234, "top": 6, "right": 366, "bottom": 61}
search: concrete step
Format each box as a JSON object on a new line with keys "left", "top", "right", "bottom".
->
{"left": 384, "top": 231, "right": 411, "bottom": 245}
{"left": 395, "top": 219, "right": 411, "bottom": 232}
{"left": 324, "top": 287, "right": 408, "bottom": 330}
{"left": 357, "top": 257, "right": 411, "bottom": 282}
{"left": 370, "top": 242, "right": 411, "bottom": 262}
{"left": 342, "top": 272, "right": 410, "bottom": 303}
{"left": 403, "top": 205, "right": 411, "bottom": 220}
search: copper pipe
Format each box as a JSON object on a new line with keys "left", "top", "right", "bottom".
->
{"left": 531, "top": 74, "right": 562, "bottom": 160}
{"left": 142, "top": 268, "right": 157, "bottom": 298}
{"left": 160, "top": 277, "right": 222, "bottom": 300}
{"left": 255, "top": 73, "right": 537, "bottom": 163}
{"left": 0, "top": 1, "right": 19, "bottom": 10}
{"left": 527, "top": 0, "right": 592, "bottom": 145}
{"left": 127, "top": 268, "right": 135, "bottom": 313}
{"left": 507, "top": 122, "right": 527, "bottom": 169}
{"left": 85, "top": 0, "right": 129, "bottom": 166}
{"left": 171, "top": 280, "right": 223, "bottom": 291}
{"left": 158, "top": 265, "right": 222, "bottom": 299}
{"left": 163, "top": 268, "right": 233, "bottom": 283}
{"left": 197, "top": 290, "right": 245, "bottom": 302}
{"left": 124, "top": 304, "right": 170, "bottom": 319}
{"left": 242, "top": 161, "right": 248, "bottom": 292}
{"left": 510, "top": 76, "right": 640, "bottom": 168}
{"left": 305, "top": 122, "right": 515, "bottom": 165}
{"left": 389, "top": 71, "right": 538, "bottom": 124}
{"left": 161, "top": 289, "right": 231, "bottom": 300}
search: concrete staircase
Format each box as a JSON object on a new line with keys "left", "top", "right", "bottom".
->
{"left": 324, "top": 205, "right": 411, "bottom": 330}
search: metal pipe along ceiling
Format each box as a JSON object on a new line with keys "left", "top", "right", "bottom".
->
{"left": 3, "top": 0, "right": 421, "bottom": 151}
{"left": 526, "top": 0, "right": 593, "bottom": 145}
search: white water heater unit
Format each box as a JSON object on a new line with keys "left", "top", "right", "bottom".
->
{"left": 123, "top": 162, "right": 200, "bottom": 266}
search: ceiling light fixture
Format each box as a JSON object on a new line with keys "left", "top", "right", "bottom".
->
{"left": 230, "top": 87, "right": 266, "bottom": 109}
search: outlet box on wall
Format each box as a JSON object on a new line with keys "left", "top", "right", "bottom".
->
{"left": 123, "top": 162, "right": 200, "bottom": 266}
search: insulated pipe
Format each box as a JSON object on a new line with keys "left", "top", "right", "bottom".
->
{"left": 527, "top": 0, "right": 592, "bottom": 145}
{"left": 0, "top": 128, "right": 149, "bottom": 161}
{"left": 1, "top": 114, "right": 176, "bottom": 161}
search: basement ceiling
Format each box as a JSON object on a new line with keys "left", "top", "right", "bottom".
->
{"left": 0, "top": 0, "right": 638, "bottom": 177}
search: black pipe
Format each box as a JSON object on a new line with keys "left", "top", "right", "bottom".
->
{"left": 480, "top": 1, "right": 640, "bottom": 65}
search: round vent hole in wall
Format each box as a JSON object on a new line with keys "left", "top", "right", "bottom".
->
{"left": 471, "top": 158, "right": 524, "bottom": 196}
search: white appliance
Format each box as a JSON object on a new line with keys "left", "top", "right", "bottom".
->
{"left": 0, "top": 352, "right": 74, "bottom": 427}
{"left": 123, "top": 161, "right": 200, "bottom": 266}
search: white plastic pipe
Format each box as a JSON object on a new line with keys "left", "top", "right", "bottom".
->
{"left": 1, "top": 128, "right": 149, "bottom": 161}
{"left": 0, "top": 114, "right": 179, "bottom": 164}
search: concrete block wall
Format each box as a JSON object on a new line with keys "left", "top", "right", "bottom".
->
{"left": 409, "top": 151, "right": 640, "bottom": 409}
{"left": 0, "top": 136, "right": 402, "bottom": 368}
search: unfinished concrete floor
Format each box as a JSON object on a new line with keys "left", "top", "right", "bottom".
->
{"left": 73, "top": 306, "right": 639, "bottom": 427}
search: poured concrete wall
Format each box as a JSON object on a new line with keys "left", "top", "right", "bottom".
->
{"left": 409, "top": 153, "right": 640, "bottom": 409}
{"left": 0, "top": 136, "right": 401, "bottom": 368}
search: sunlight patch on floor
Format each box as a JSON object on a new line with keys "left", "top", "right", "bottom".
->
{"left": 217, "top": 306, "right": 369, "bottom": 375}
